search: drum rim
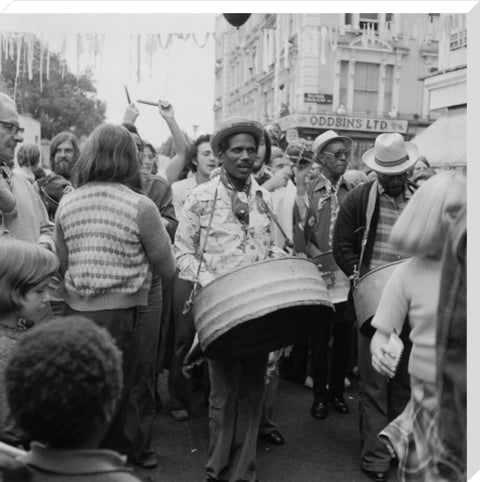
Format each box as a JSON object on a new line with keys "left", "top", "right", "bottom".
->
{"left": 354, "top": 258, "right": 406, "bottom": 285}
{"left": 193, "top": 256, "right": 317, "bottom": 298}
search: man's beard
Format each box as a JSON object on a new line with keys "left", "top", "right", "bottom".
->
{"left": 54, "top": 159, "right": 72, "bottom": 179}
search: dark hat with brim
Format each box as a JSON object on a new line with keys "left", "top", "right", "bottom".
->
{"left": 211, "top": 117, "right": 264, "bottom": 155}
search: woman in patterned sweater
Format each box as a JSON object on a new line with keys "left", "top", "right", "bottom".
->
{"left": 54, "top": 123, "right": 176, "bottom": 466}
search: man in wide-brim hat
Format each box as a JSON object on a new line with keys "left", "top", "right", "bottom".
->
{"left": 174, "top": 116, "right": 285, "bottom": 482}
{"left": 332, "top": 132, "right": 418, "bottom": 482}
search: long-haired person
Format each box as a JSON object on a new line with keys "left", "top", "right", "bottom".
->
{"left": 370, "top": 172, "right": 466, "bottom": 482}
{"left": 54, "top": 123, "right": 176, "bottom": 467}
{"left": 0, "top": 239, "right": 59, "bottom": 445}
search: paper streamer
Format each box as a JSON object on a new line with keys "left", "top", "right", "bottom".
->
{"left": 320, "top": 26, "right": 327, "bottom": 65}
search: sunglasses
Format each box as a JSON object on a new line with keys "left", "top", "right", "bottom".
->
{"left": 0, "top": 120, "right": 24, "bottom": 136}
{"left": 323, "top": 150, "right": 350, "bottom": 159}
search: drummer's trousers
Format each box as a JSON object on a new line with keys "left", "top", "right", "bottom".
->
{"left": 358, "top": 324, "right": 411, "bottom": 472}
{"left": 206, "top": 353, "right": 268, "bottom": 482}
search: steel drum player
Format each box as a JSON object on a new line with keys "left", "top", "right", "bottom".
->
{"left": 174, "top": 117, "right": 286, "bottom": 482}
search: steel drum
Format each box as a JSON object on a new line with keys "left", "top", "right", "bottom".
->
{"left": 192, "top": 257, "right": 334, "bottom": 361}
{"left": 352, "top": 259, "right": 405, "bottom": 328}
{"left": 310, "top": 252, "right": 350, "bottom": 304}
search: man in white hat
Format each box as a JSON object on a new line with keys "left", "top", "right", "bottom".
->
{"left": 306, "top": 130, "right": 355, "bottom": 421}
{"left": 333, "top": 132, "right": 418, "bottom": 482}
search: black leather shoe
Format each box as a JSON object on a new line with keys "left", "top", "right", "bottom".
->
{"left": 259, "top": 429, "right": 285, "bottom": 445}
{"left": 330, "top": 395, "right": 350, "bottom": 414}
{"left": 311, "top": 399, "right": 328, "bottom": 419}
{"left": 361, "top": 468, "right": 389, "bottom": 482}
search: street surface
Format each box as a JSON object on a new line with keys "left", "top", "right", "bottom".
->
{"left": 136, "top": 374, "right": 400, "bottom": 482}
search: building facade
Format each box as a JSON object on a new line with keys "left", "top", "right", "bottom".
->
{"left": 214, "top": 13, "right": 441, "bottom": 166}
{"left": 414, "top": 13, "right": 466, "bottom": 171}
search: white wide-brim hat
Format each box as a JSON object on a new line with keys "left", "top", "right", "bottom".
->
{"left": 312, "top": 129, "right": 352, "bottom": 156}
{"left": 362, "top": 133, "right": 419, "bottom": 175}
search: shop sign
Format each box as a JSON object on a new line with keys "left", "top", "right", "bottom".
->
{"left": 278, "top": 113, "right": 408, "bottom": 134}
{"left": 304, "top": 93, "right": 333, "bottom": 104}
{"left": 285, "top": 129, "right": 299, "bottom": 143}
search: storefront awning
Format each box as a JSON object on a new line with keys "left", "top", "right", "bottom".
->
{"left": 412, "top": 108, "right": 466, "bottom": 169}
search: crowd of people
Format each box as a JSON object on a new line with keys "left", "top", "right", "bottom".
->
{"left": 0, "top": 89, "right": 467, "bottom": 482}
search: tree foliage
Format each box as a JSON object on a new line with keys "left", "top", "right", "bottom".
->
{"left": 0, "top": 37, "right": 106, "bottom": 139}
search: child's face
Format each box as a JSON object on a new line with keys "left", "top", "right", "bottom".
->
{"left": 19, "top": 279, "right": 50, "bottom": 321}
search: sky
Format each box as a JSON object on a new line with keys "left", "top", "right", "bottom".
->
{"left": 0, "top": 13, "right": 217, "bottom": 145}
{"left": 0, "top": 1, "right": 475, "bottom": 146}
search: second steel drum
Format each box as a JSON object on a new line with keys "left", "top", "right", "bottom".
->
{"left": 192, "top": 257, "right": 334, "bottom": 361}
{"left": 352, "top": 259, "right": 406, "bottom": 328}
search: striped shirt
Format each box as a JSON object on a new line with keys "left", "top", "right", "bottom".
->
{"left": 370, "top": 184, "right": 412, "bottom": 270}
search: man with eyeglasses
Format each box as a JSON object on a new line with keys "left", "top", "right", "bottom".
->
{"left": 0, "top": 93, "right": 54, "bottom": 250}
{"left": 303, "top": 130, "right": 355, "bottom": 423}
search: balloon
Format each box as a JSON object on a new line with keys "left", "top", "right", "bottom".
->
{"left": 223, "top": 14, "right": 251, "bottom": 28}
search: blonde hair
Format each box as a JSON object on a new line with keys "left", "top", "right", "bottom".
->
{"left": 0, "top": 240, "right": 59, "bottom": 314}
{"left": 390, "top": 172, "right": 466, "bottom": 258}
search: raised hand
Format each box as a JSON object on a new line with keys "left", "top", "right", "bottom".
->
{"left": 123, "top": 103, "right": 140, "bottom": 124}
{"left": 158, "top": 100, "right": 175, "bottom": 119}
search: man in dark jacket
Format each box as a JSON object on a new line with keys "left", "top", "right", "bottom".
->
{"left": 333, "top": 133, "right": 418, "bottom": 482}
{"left": 306, "top": 130, "right": 354, "bottom": 421}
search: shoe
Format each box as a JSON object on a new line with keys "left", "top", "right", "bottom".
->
{"left": 361, "top": 468, "right": 389, "bottom": 482}
{"left": 258, "top": 429, "right": 285, "bottom": 445}
{"left": 330, "top": 395, "right": 350, "bottom": 414}
{"left": 310, "top": 399, "right": 328, "bottom": 419}
{"left": 344, "top": 376, "right": 351, "bottom": 388}
{"left": 170, "top": 409, "right": 189, "bottom": 421}
{"left": 134, "top": 452, "right": 158, "bottom": 469}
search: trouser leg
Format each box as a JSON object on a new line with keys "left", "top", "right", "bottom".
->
{"left": 135, "top": 275, "right": 162, "bottom": 458}
{"left": 311, "top": 320, "right": 331, "bottom": 401}
{"left": 167, "top": 276, "right": 196, "bottom": 411}
{"left": 259, "top": 353, "right": 279, "bottom": 436}
{"left": 358, "top": 331, "right": 391, "bottom": 472}
{"left": 230, "top": 354, "right": 269, "bottom": 482}
{"left": 206, "top": 358, "right": 241, "bottom": 481}
{"left": 206, "top": 353, "right": 268, "bottom": 482}
{"left": 64, "top": 305, "right": 144, "bottom": 460}
{"left": 329, "top": 303, "right": 353, "bottom": 397}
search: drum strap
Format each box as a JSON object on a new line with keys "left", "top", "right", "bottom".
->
{"left": 354, "top": 181, "right": 378, "bottom": 285}
{"left": 183, "top": 185, "right": 220, "bottom": 314}
{"left": 255, "top": 190, "right": 296, "bottom": 255}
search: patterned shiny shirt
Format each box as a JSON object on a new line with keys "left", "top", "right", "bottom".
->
{"left": 174, "top": 176, "right": 283, "bottom": 287}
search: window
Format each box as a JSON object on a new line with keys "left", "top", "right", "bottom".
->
{"left": 450, "top": 29, "right": 467, "bottom": 50}
{"left": 384, "top": 65, "right": 394, "bottom": 114}
{"left": 354, "top": 62, "right": 379, "bottom": 114}
{"left": 339, "top": 60, "right": 349, "bottom": 107}
{"left": 359, "top": 13, "right": 379, "bottom": 31}
{"left": 344, "top": 14, "right": 353, "bottom": 26}
{"left": 428, "top": 13, "right": 440, "bottom": 22}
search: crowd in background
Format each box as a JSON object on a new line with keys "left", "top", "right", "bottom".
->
{"left": 0, "top": 90, "right": 467, "bottom": 482}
